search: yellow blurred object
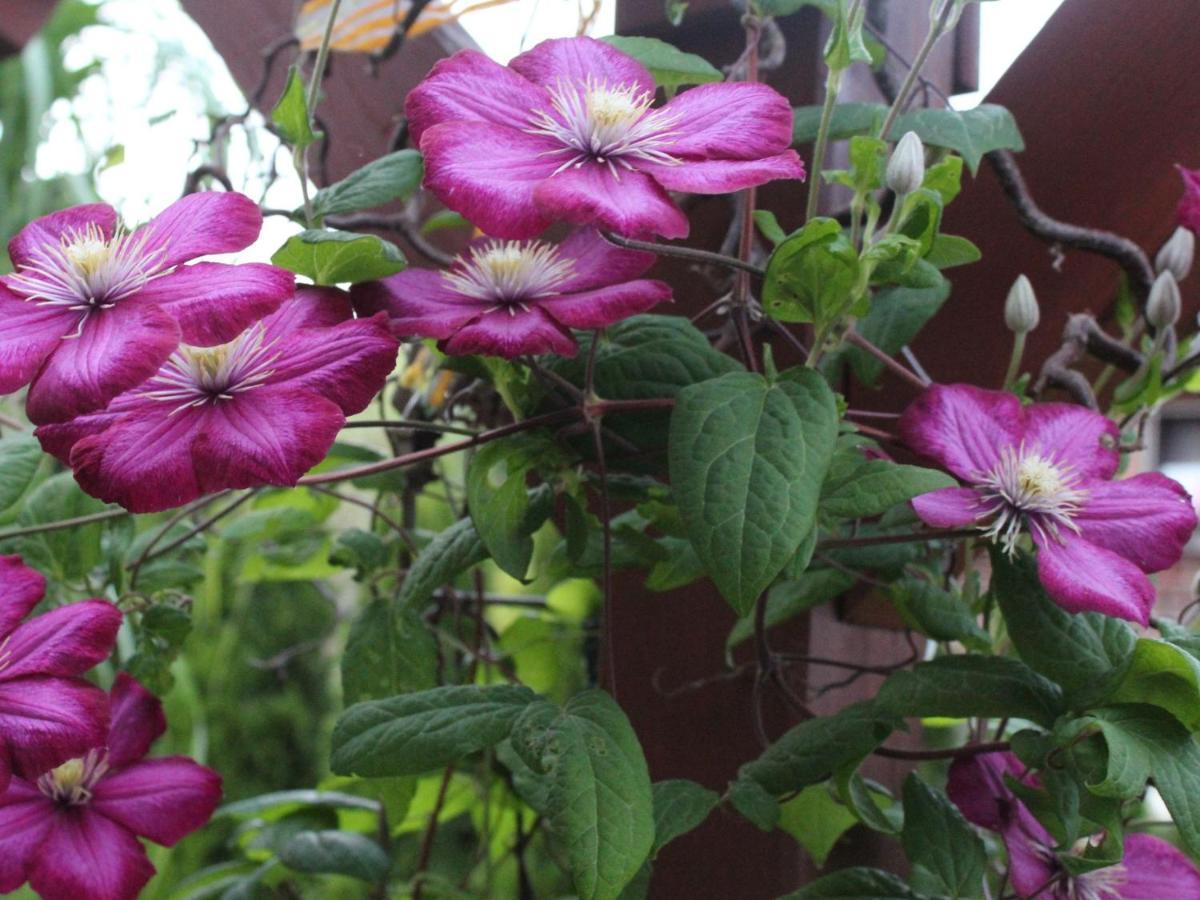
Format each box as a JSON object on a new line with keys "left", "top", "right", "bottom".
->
{"left": 296, "top": 0, "right": 516, "bottom": 52}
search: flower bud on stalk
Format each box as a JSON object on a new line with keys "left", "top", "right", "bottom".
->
{"left": 1004, "top": 274, "right": 1040, "bottom": 335}
{"left": 1147, "top": 271, "right": 1182, "bottom": 330}
{"left": 1156, "top": 226, "right": 1195, "bottom": 282}
{"left": 886, "top": 131, "right": 926, "bottom": 197}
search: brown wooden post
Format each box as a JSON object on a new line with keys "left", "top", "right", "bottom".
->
{"left": 0, "top": 0, "right": 57, "bottom": 58}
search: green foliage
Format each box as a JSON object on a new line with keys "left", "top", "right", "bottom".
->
{"left": 820, "top": 450, "right": 954, "bottom": 520}
{"left": 762, "top": 218, "right": 861, "bottom": 326}
{"left": 669, "top": 369, "right": 837, "bottom": 614}
{"left": 0, "top": 435, "right": 47, "bottom": 515}
{"left": 272, "top": 229, "right": 406, "bottom": 285}
{"left": 271, "top": 65, "right": 318, "bottom": 149}
{"left": 276, "top": 831, "right": 390, "bottom": 883}
{"left": 778, "top": 785, "right": 858, "bottom": 866}
{"left": 331, "top": 685, "right": 537, "bottom": 777}
{"left": 310, "top": 150, "right": 424, "bottom": 219}
{"left": 889, "top": 577, "right": 989, "bottom": 649}
{"left": 649, "top": 780, "right": 720, "bottom": 855}
{"left": 599, "top": 36, "right": 722, "bottom": 88}
{"left": 781, "top": 867, "right": 927, "bottom": 899}
{"left": 511, "top": 691, "right": 655, "bottom": 900}
{"left": 900, "top": 776, "right": 986, "bottom": 898}
{"left": 793, "top": 102, "right": 886, "bottom": 144}
{"left": 878, "top": 656, "right": 1065, "bottom": 726}
{"left": 890, "top": 104, "right": 1025, "bottom": 174}
{"left": 341, "top": 600, "right": 437, "bottom": 705}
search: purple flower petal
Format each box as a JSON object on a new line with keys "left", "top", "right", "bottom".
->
{"left": 25, "top": 299, "right": 181, "bottom": 425}
{"left": 0, "top": 779, "right": 52, "bottom": 893}
{"left": 0, "top": 600, "right": 121, "bottom": 681}
{"left": 406, "top": 49, "right": 551, "bottom": 145}
{"left": 92, "top": 757, "right": 222, "bottom": 846}
{"left": 911, "top": 486, "right": 983, "bottom": 528}
{"left": 351, "top": 268, "right": 485, "bottom": 340}
{"left": 509, "top": 36, "right": 655, "bottom": 98}
{"left": 1033, "top": 532, "right": 1155, "bottom": 624}
{"left": 421, "top": 121, "right": 561, "bottom": 239}
{"left": 444, "top": 306, "right": 576, "bottom": 358}
{"left": 642, "top": 152, "right": 806, "bottom": 194}
{"left": 132, "top": 262, "right": 294, "bottom": 346}
{"left": 105, "top": 673, "right": 166, "bottom": 768}
{"left": 8, "top": 204, "right": 117, "bottom": 271}
{"left": 131, "top": 191, "right": 262, "bottom": 270}
{"left": 1021, "top": 402, "right": 1119, "bottom": 480}
{"left": 35, "top": 408, "right": 122, "bottom": 466}
{"left": 539, "top": 279, "right": 671, "bottom": 329}
{"left": 533, "top": 163, "right": 690, "bottom": 239}
{"left": 0, "top": 285, "right": 77, "bottom": 394}
{"left": 0, "top": 556, "right": 46, "bottom": 640}
{"left": 264, "top": 314, "right": 400, "bottom": 416}
{"left": 658, "top": 82, "right": 796, "bottom": 160}
{"left": 69, "top": 386, "right": 346, "bottom": 513}
{"left": 1092, "top": 833, "right": 1200, "bottom": 899}
{"left": 262, "top": 285, "right": 354, "bottom": 335}
{"left": 28, "top": 808, "right": 156, "bottom": 900}
{"left": 899, "top": 384, "right": 1022, "bottom": 481}
{"left": 1177, "top": 166, "right": 1200, "bottom": 234}
{"left": 1074, "top": 473, "right": 1197, "bottom": 572}
{"left": 0, "top": 675, "right": 109, "bottom": 779}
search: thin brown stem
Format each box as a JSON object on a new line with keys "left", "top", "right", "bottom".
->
{"left": 140, "top": 491, "right": 259, "bottom": 565}
{"left": 412, "top": 765, "right": 455, "bottom": 900}
{"left": 0, "top": 508, "right": 128, "bottom": 541}
{"left": 845, "top": 329, "right": 930, "bottom": 389}
{"left": 601, "top": 231, "right": 765, "bottom": 277}
{"left": 128, "top": 491, "right": 232, "bottom": 590}
{"left": 818, "top": 527, "right": 976, "bottom": 551}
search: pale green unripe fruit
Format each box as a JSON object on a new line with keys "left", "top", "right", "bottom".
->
{"left": 1156, "top": 226, "right": 1194, "bottom": 282}
{"left": 1004, "top": 274, "right": 1039, "bottom": 334}
{"left": 886, "top": 131, "right": 925, "bottom": 197}
{"left": 1147, "top": 271, "right": 1182, "bottom": 329}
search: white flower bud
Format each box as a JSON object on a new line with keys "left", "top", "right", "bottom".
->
{"left": 1004, "top": 274, "right": 1039, "bottom": 334}
{"left": 1147, "top": 271, "right": 1182, "bottom": 329}
{"left": 1156, "top": 226, "right": 1195, "bottom": 282}
{"left": 886, "top": 131, "right": 925, "bottom": 197}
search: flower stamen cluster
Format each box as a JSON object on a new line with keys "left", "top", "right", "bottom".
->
{"left": 141, "top": 324, "right": 280, "bottom": 413}
{"left": 443, "top": 240, "right": 576, "bottom": 308}
{"left": 974, "top": 444, "right": 1087, "bottom": 556}
{"left": 526, "top": 76, "right": 682, "bottom": 178}
{"left": 36, "top": 748, "right": 110, "bottom": 807}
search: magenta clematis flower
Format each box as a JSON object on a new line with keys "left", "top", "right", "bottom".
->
{"left": 0, "top": 193, "right": 295, "bottom": 424}
{"left": 0, "top": 556, "right": 120, "bottom": 793}
{"left": 1178, "top": 166, "right": 1200, "bottom": 234}
{"left": 36, "top": 287, "right": 399, "bottom": 513}
{"left": 352, "top": 228, "right": 670, "bottom": 357}
{"left": 948, "top": 752, "right": 1200, "bottom": 899}
{"left": 899, "top": 384, "right": 1197, "bottom": 624}
{"left": 405, "top": 36, "right": 805, "bottom": 239}
{"left": 0, "top": 673, "right": 222, "bottom": 900}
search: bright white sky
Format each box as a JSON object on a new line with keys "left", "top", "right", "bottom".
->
{"left": 36, "top": 0, "right": 1064, "bottom": 257}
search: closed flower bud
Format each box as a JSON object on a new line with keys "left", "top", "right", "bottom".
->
{"left": 1004, "top": 274, "right": 1039, "bottom": 334}
{"left": 1156, "top": 226, "right": 1195, "bottom": 281}
{"left": 1147, "top": 271, "right": 1182, "bottom": 329}
{"left": 886, "top": 131, "right": 925, "bottom": 196}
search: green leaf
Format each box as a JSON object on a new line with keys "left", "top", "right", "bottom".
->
{"left": 726, "top": 568, "right": 855, "bottom": 652}
{"left": 277, "top": 831, "right": 390, "bottom": 882}
{"left": 823, "top": 0, "right": 871, "bottom": 70}
{"left": 781, "top": 867, "right": 926, "bottom": 899}
{"left": 467, "top": 432, "right": 565, "bottom": 579}
{"left": 890, "top": 577, "right": 989, "bottom": 648}
{"left": 890, "top": 104, "right": 1024, "bottom": 174}
{"left": 517, "top": 691, "right": 654, "bottom": 900}
{"left": 341, "top": 600, "right": 437, "bottom": 705}
{"left": 792, "top": 102, "right": 887, "bottom": 144}
{"left": 925, "top": 233, "right": 981, "bottom": 269}
{"left": 900, "top": 775, "right": 986, "bottom": 898}
{"left": 991, "top": 550, "right": 1135, "bottom": 703}
{"left": 271, "top": 229, "right": 406, "bottom": 285}
{"left": 728, "top": 776, "right": 781, "bottom": 831}
{"left": 877, "top": 656, "right": 1064, "bottom": 727}
{"left": 329, "top": 528, "right": 388, "bottom": 579}
{"left": 896, "top": 188, "right": 944, "bottom": 257}
{"left": 762, "top": 218, "right": 860, "bottom": 326}
{"left": 3, "top": 472, "right": 111, "bottom": 583}
{"left": 921, "top": 154, "right": 964, "bottom": 204}
{"left": 669, "top": 370, "right": 838, "bottom": 615}
{"left": 0, "top": 435, "right": 45, "bottom": 513}
{"left": 330, "top": 684, "right": 536, "bottom": 777}
{"left": 1108, "top": 639, "right": 1200, "bottom": 731}
{"left": 835, "top": 770, "right": 900, "bottom": 834}
{"left": 820, "top": 452, "right": 953, "bottom": 520}
{"left": 650, "top": 780, "right": 719, "bottom": 856}
{"left": 823, "top": 263, "right": 949, "bottom": 387}
{"left": 398, "top": 517, "right": 487, "bottom": 609}
{"left": 754, "top": 209, "right": 788, "bottom": 246}
{"left": 271, "top": 65, "right": 317, "bottom": 149}
{"left": 644, "top": 536, "right": 705, "bottom": 592}
{"left": 599, "top": 35, "right": 722, "bottom": 88}
{"left": 310, "top": 149, "right": 423, "bottom": 219}
{"left": 738, "top": 701, "right": 896, "bottom": 796}
{"left": 778, "top": 784, "right": 857, "bottom": 866}
{"left": 217, "top": 789, "right": 382, "bottom": 818}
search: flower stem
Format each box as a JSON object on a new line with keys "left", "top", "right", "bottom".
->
{"left": 297, "top": 0, "right": 343, "bottom": 225}
{"left": 1003, "top": 331, "right": 1026, "bottom": 391}
{"left": 876, "top": 0, "right": 956, "bottom": 142}
{"left": 0, "top": 507, "right": 128, "bottom": 541}
{"left": 844, "top": 329, "right": 929, "bottom": 390}
{"left": 601, "top": 232, "right": 764, "bottom": 277}
{"left": 818, "top": 527, "right": 976, "bottom": 550}
{"left": 805, "top": 66, "right": 844, "bottom": 222}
